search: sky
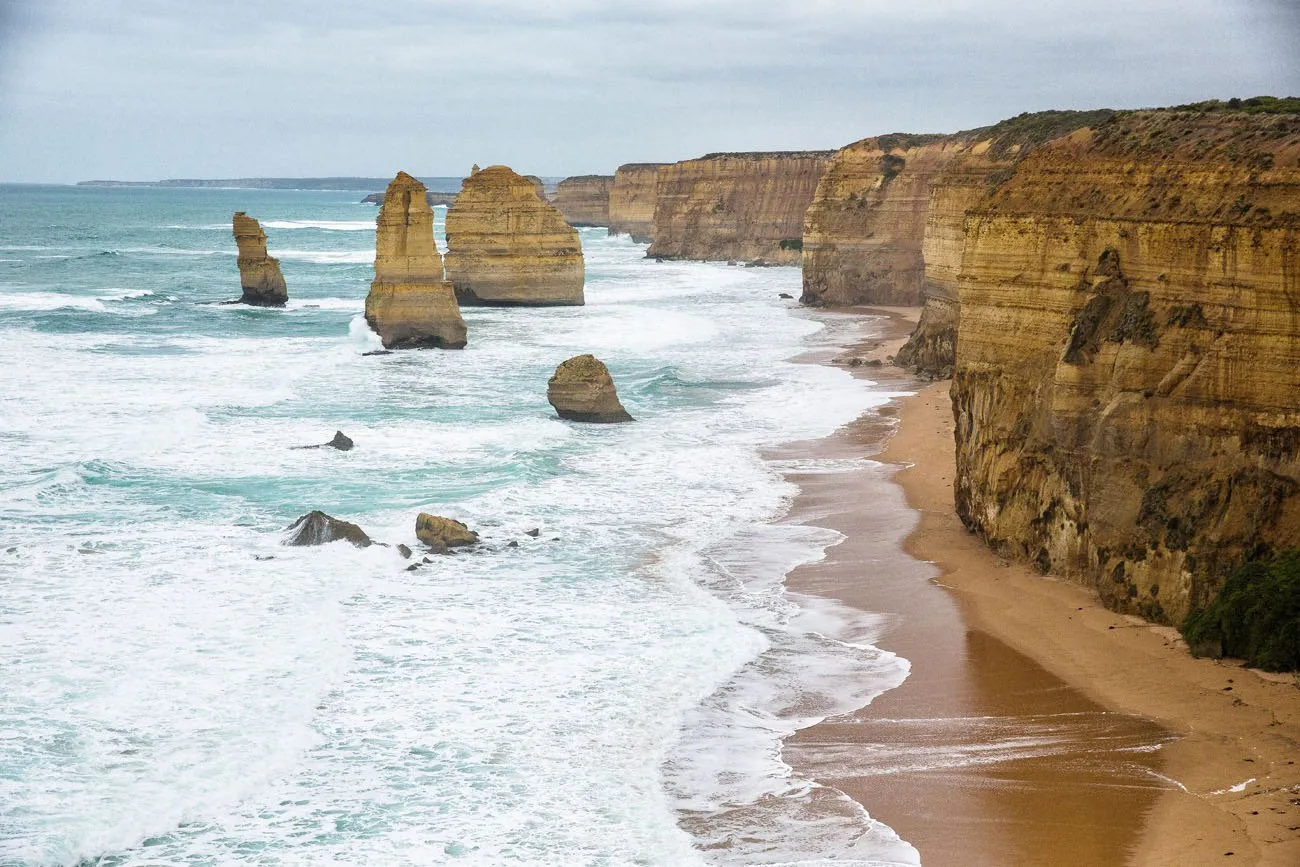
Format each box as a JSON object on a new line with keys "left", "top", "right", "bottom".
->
{"left": 0, "top": 0, "right": 1296, "bottom": 183}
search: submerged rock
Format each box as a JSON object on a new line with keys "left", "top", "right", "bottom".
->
{"left": 396, "top": 543, "right": 413, "bottom": 559}
{"left": 233, "top": 212, "right": 288, "bottom": 306}
{"left": 547, "top": 354, "right": 633, "bottom": 423}
{"left": 445, "top": 165, "right": 585, "bottom": 306}
{"left": 363, "top": 171, "right": 467, "bottom": 349}
{"left": 415, "top": 513, "right": 480, "bottom": 549}
{"left": 284, "top": 510, "right": 372, "bottom": 548}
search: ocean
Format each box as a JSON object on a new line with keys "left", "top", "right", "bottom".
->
{"left": 0, "top": 185, "right": 917, "bottom": 866}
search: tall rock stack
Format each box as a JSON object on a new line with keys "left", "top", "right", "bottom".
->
{"left": 232, "top": 212, "right": 288, "bottom": 306}
{"left": 949, "top": 108, "right": 1300, "bottom": 625}
{"left": 444, "top": 165, "right": 585, "bottom": 306}
{"left": 363, "top": 171, "right": 467, "bottom": 349}
{"left": 554, "top": 175, "right": 613, "bottom": 227}
{"left": 607, "top": 163, "right": 664, "bottom": 243}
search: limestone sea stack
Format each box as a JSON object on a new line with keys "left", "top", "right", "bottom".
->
{"left": 444, "top": 165, "right": 585, "bottom": 306}
{"left": 363, "top": 171, "right": 467, "bottom": 349}
{"left": 607, "top": 163, "right": 664, "bottom": 243}
{"left": 232, "top": 212, "right": 288, "bottom": 306}
{"left": 647, "top": 151, "right": 833, "bottom": 264}
{"left": 547, "top": 355, "right": 633, "bottom": 423}
{"left": 553, "top": 175, "right": 613, "bottom": 227}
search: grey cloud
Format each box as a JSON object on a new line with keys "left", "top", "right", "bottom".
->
{"left": 0, "top": 0, "right": 1295, "bottom": 182}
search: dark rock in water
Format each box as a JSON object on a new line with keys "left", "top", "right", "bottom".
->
{"left": 422, "top": 556, "right": 434, "bottom": 563}
{"left": 405, "top": 563, "right": 421, "bottom": 572}
{"left": 507, "top": 540, "right": 519, "bottom": 548}
{"left": 294, "top": 430, "right": 355, "bottom": 451}
{"left": 779, "top": 292, "right": 794, "bottom": 299}
{"left": 397, "top": 543, "right": 413, "bottom": 559}
{"left": 284, "top": 510, "right": 372, "bottom": 548}
{"left": 525, "top": 528, "right": 541, "bottom": 537}
{"left": 254, "top": 555, "right": 276, "bottom": 561}
{"left": 727, "top": 260, "right": 738, "bottom": 266}
{"left": 362, "top": 350, "right": 393, "bottom": 357}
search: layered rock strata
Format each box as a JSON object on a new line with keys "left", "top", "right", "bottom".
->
{"left": 444, "top": 165, "right": 585, "bottom": 306}
{"left": 950, "top": 109, "right": 1300, "bottom": 626}
{"left": 607, "top": 164, "right": 664, "bottom": 242}
{"left": 363, "top": 171, "right": 467, "bottom": 349}
{"left": 547, "top": 355, "right": 633, "bottom": 423}
{"left": 647, "top": 152, "right": 832, "bottom": 264}
{"left": 232, "top": 212, "right": 288, "bottom": 306}
{"left": 553, "top": 175, "right": 613, "bottom": 226}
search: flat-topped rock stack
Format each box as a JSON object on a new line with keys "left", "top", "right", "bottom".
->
{"left": 363, "top": 171, "right": 467, "bottom": 349}
{"left": 232, "top": 212, "right": 288, "bottom": 306}
{"left": 445, "top": 165, "right": 585, "bottom": 306}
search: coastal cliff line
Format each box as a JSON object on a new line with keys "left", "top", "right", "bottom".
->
{"left": 553, "top": 175, "right": 613, "bottom": 227}
{"left": 947, "top": 106, "right": 1300, "bottom": 628}
{"left": 647, "top": 151, "right": 833, "bottom": 264}
{"left": 607, "top": 163, "right": 664, "bottom": 242}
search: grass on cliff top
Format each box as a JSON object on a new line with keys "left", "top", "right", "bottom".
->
{"left": 1182, "top": 549, "right": 1300, "bottom": 672}
{"left": 1159, "top": 96, "right": 1300, "bottom": 115}
{"left": 960, "top": 109, "right": 1118, "bottom": 158}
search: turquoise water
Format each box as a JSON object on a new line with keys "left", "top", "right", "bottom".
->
{"left": 0, "top": 185, "right": 916, "bottom": 866}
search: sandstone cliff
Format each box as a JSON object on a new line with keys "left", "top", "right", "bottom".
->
{"left": 444, "top": 165, "right": 585, "bottom": 306}
{"left": 607, "top": 163, "right": 664, "bottom": 242}
{"left": 553, "top": 175, "right": 613, "bottom": 227}
{"left": 364, "top": 171, "right": 467, "bottom": 349}
{"left": 897, "top": 111, "right": 1117, "bottom": 377}
{"left": 647, "top": 152, "right": 832, "bottom": 264}
{"left": 950, "top": 108, "right": 1300, "bottom": 626}
{"left": 232, "top": 212, "right": 288, "bottom": 306}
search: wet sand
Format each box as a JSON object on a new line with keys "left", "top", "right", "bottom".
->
{"left": 778, "top": 308, "right": 1300, "bottom": 866}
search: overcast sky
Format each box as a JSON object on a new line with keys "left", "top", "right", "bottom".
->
{"left": 1, "top": 0, "right": 1296, "bottom": 182}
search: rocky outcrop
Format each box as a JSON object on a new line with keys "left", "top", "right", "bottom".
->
{"left": 363, "top": 171, "right": 467, "bottom": 349}
{"left": 284, "top": 511, "right": 372, "bottom": 547}
{"left": 415, "top": 513, "right": 479, "bottom": 550}
{"left": 293, "top": 431, "right": 355, "bottom": 451}
{"left": 547, "top": 354, "right": 633, "bottom": 423}
{"left": 554, "top": 175, "right": 613, "bottom": 226}
{"left": 647, "top": 152, "right": 832, "bottom": 264}
{"left": 607, "top": 163, "right": 664, "bottom": 242}
{"left": 444, "top": 165, "right": 584, "bottom": 306}
{"left": 232, "top": 212, "right": 288, "bottom": 306}
{"left": 950, "top": 108, "right": 1300, "bottom": 626}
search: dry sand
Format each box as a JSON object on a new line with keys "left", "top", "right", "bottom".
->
{"left": 779, "top": 308, "right": 1300, "bottom": 866}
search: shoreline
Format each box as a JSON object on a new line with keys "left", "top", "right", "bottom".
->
{"left": 776, "top": 307, "right": 1300, "bottom": 865}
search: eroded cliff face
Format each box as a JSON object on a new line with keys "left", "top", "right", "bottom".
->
{"left": 445, "top": 165, "right": 585, "bottom": 306}
{"left": 554, "top": 175, "right": 613, "bottom": 227}
{"left": 364, "top": 171, "right": 467, "bottom": 349}
{"left": 800, "top": 135, "right": 954, "bottom": 306}
{"left": 232, "top": 212, "right": 288, "bottom": 306}
{"left": 647, "top": 152, "right": 832, "bottom": 264}
{"left": 607, "top": 163, "right": 663, "bottom": 243}
{"left": 951, "top": 110, "right": 1300, "bottom": 625}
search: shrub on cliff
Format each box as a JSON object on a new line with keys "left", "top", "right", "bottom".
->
{"left": 1182, "top": 550, "right": 1300, "bottom": 671}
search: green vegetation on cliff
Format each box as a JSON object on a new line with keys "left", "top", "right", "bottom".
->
{"left": 1182, "top": 550, "right": 1300, "bottom": 672}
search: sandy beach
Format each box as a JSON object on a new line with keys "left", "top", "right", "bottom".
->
{"left": 779, "top": 308, "right": 1300, "bottom": 866}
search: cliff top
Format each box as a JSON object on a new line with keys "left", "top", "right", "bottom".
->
{"left": 615, "top": 163, "right": 669, "bottom": 171}
{"left": 557, "top": 175, "right": 614, "bottom": 184}
{"left": 695, "top": 150, "right": 836, "bottom": 161}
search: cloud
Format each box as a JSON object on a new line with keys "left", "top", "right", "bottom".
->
{"left": 0, "top": 0, "right": 1295, "bottom": 182}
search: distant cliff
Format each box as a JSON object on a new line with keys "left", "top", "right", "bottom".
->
{"left": 553, "top": 175, "right": 613, "bottom": 227}
{"left": 362, "top": 190, "right": 459, "bottom": 207}
{"left": 950, "top": 106, "right": 1300, "bottom": 626}
{"left": 647, "top": 152, "right": 833, "bottom": 264}
{"left": 607, "top": 163, "right": 664, "bottom": 243}
{"left": 79, "top": 176, "right": 465, "bottom": 192}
